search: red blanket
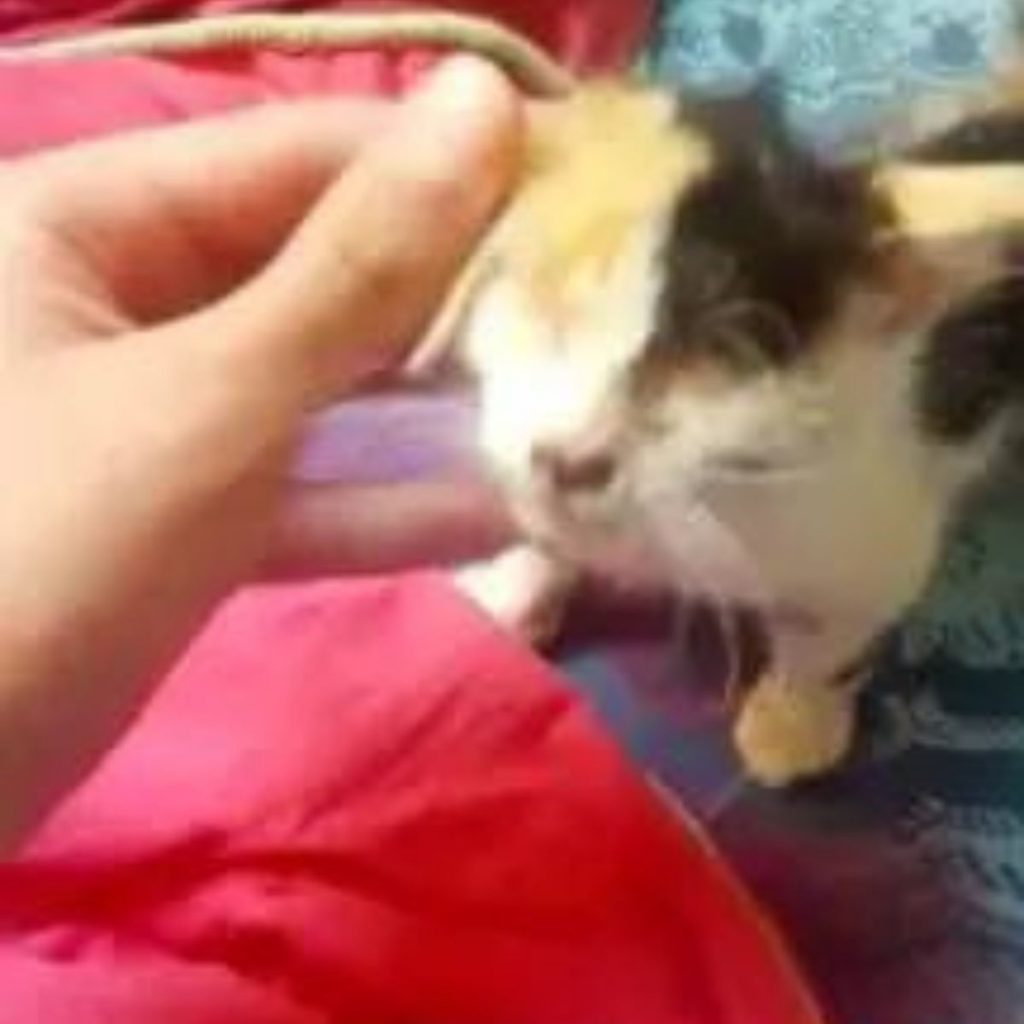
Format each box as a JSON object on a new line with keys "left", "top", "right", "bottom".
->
{"left": 0, "top": 575, "right": 821, "bottom": 1023}
{"left": 0, "top": 0, "right": 648, "bottom": 63}
{"left": 0, "top": 1, "right": 648, "bottom": 152}
{"left": 0, "top": 6, "right": 826, "bottom": 1021}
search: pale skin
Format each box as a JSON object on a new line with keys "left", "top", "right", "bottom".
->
{"left": 0, "top": 57, "right": 530, "bottom": 852}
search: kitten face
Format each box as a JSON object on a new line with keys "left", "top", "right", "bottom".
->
{"left": 461, "top": 83, "right": 905, "bottom": 584}
{"left": 456, "top": 76, "right": 1024, "bottom": 609}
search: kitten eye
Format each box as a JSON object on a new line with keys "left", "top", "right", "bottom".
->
{"left": 710, "top": 451, "right": 780, "bottom": 474}
{"left": 708, "top": 324, "right": 772, "bottom": 375}
{"left": 708, "top": 442, "right": 817, "bottom": 478}
{"left": 707, "top": 304, "right": 798, "bottom": 373}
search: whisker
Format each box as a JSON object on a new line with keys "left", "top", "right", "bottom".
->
{"left": 642, "top": 499, "right": 780, "bottom": 706}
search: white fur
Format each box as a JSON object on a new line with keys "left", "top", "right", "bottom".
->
{"left": 464, "top": 218, "right": 670, "bottom": 581}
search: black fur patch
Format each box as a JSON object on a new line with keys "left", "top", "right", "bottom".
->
{"left": 917, "top": 253, "right": 1024, "bottom": 441}
{"left": 911, "top": 109, "right": 1024, "bottom": 164}
{"left": 645, "top": 87, "right": 889, "bottom": 375}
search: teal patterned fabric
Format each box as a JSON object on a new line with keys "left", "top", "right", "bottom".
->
{"left": 643, "top": 0, "right": 1019, "bottom": 143}
{"left": 574, "top": 3, "right": 1024, "bottom": 1022}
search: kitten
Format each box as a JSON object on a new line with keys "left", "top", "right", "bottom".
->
{"left": 438, "top": 75, "right": 1024, "bottom": 785}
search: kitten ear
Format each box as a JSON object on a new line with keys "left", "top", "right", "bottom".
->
{"left": 878, "top": 162, "right": 1024, "bottom": 241}
{"left": 679, "top": 76, "right": 797, "bottom": 169}
{"left": 404, "top": 104, "right": 560, "bottom": 381}
{"left": 868, "top": 162, "right": 1024, "bottom": 328}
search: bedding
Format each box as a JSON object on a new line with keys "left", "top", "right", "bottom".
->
{"left": 0, "top": 574, "right": 821, "bottom": 1024}
{"left": 0, "top": 0, "right": 648, "bottom": 67}
{"left": 0, "top": 2, "right": 647, "bottom": 154}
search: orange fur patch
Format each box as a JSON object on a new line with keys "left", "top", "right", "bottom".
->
{"left": 878, "top": 163, "right": 1024, "bottom": 241}
{"left": 504, "top": 82, "right": 710, "bottom": 317}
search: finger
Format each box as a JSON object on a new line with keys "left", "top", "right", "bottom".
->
{"left": 263, "top": 477, "right": 516, "bottom": 578}
{"left": 6, "top": 98, "right": 390, "bottom": 323}
{"left": 186, "top": 57, "right": 523, "bottom": 409}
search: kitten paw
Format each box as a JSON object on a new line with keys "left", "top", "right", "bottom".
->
{"left": 453, "top": 545, "right": 576, "bottom": 648}
{"left": 733, "top": 675, "right": 855, "bottom": 787}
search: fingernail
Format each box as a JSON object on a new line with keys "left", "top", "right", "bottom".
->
{"left": 412, "top": 55, "right": 510, "bottom": 111}
{"left": 401, "top": 56, "right": 520, "bottom": 169}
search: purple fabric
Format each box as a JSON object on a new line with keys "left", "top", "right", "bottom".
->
{"left": 295, "top": 394, "right": 478, "bottom": 485}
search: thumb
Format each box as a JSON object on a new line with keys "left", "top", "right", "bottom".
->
{"left": 182, "top": 57, "right": 522, "bottom": 409}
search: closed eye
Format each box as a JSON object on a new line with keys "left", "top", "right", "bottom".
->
{"left": 705, "top": 447, "right": 822, "bottom": 482}
{"left": 709, "top": 451, "right": 781, "bottom": 474}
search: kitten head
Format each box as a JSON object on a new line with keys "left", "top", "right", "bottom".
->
{"left": 450, "top": 81, "right": 1022, "bottom": 575}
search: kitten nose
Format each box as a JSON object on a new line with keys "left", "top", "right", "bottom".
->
{"left": 531, "top": 442, "right": 617, "bottom": 491}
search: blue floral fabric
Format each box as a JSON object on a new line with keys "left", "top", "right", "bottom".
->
{"left": 560, "top": 4, "right": 1024, "bottom": 1023}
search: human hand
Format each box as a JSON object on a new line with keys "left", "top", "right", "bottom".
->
{"left": 0, "top": 58, "right": 521, "bottom": 846}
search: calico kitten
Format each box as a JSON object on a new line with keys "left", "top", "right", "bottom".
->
{"left": 439, "top": 75, "right": 1024, "bottom": 785}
